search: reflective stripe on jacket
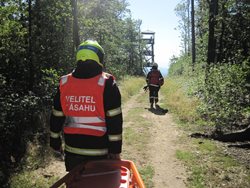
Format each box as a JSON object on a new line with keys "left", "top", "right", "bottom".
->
{"left": 60, "top": 73, "right": 109, "bottom": 136}
{"left": 65, "top": 144, "right": 108, "bottom": 156}
{"left": 64, "top": 116, "right": 106, "bottom": 136}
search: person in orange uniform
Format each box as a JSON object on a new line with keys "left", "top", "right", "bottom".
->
{"left": 50, "top": 40, "right": 123, "bottom": 171}
{"left": 146, "top": 63, "right": 164, "bottom": 108}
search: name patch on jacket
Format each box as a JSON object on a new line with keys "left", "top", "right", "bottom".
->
{"left": 66, "top": 96, "right": 96, "bottom": 112}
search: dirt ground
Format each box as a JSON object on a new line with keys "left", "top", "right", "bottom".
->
{"left": 144, "top": 110, "right": 187, "bottom": 188}
{"left": 36, "top": 88, "right": 250, "bottom": 188}
{"left": 122, "top": 90, "right": 187, "bottom": 188}
{"left": 43, "top": 90, "right": 187, "bottom": 187}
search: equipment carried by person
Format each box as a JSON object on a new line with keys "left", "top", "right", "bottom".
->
{"left": 143, "top": 85, "right": 149, "bottom": 92}
{"left": 50, "top": 159, "right": 145, "bottom": 188}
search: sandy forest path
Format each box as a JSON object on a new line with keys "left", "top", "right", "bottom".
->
{"left": 121, "top": 90, "right": 187, "bottom": 187}
{"left": 44, "top": 89, "right": 187, "bottom": 187}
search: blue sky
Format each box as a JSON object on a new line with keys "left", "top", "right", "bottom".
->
{"left": 127, "top": 0, "right": 182, "bottom": 69}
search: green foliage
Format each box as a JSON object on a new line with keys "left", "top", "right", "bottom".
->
{"left": 0, "top": 1, "right": 72, "bottom": 184}
{"left": 174, "top": 0, "right": 191, "bottom": 54}
{"left": 173, "top": 0, "right": 250, "bottom": 133}
{"left": 169, "top": 2, "right": 250, "bottom": 187}
{"left": 39, "top": 68, "right": 62, "bottom": 104}
{"left": 168, "top": 58, "right": 249, "bottom": 132}
{"left": 198, "top": 63, "right": 249, "bottom": 132}
{"left": 0, "top": 90, "right": 42, "bottom": 185}
{"left": 168, "top": 55, "right": 192, "bottom": 76}
{"left": 1, "top": 0, "right": 144, "bottom": 186}
{"left": 77, "top": 0, "right": 143, "bottom": 77}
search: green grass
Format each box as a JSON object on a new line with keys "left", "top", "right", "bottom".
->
{"left": 176, "top": 150, "right": 194, "bottom": 162}
{"left": 123, "top": 127, "right": 138, "bottom": 146}
{"left": 176, "top": 150, "right": 205, "bottom": 188}
{"left": 161, "top": 78, "right": 201, "bottom": 124}
{"left": 193, "top": 139, "right": 217, "bottom": 153}
{"left": 189, "top": 166, "right": 205, "bottom": 188}
{"left": 121, "top": 90, "right": 153, "bottom": 187}
{"left": 10, "top": 76, "right": 250, "bottom": 188}
{"left": 10, "top": 172, "right": 58, "bottom": 188}
{"left": 119, "top": 76, "right": 145, "bottom": 103}
{"left": 175, "top": 137, "right": 250, "bottom": 188}
{"left": 139, "top": 165, "right": 155, "bottom": 188}
{"left": 9, "top": 76, "right": 146, "bottom": 187}
{"left": 123, "top": 106, "right": 152, "bottom": 155}
{"left": 162, "top": 76, "right": 250, "bottom": 187}
{"left": 154, "top": 76, "right": 250, "bottom": 188}
{"left": 9, "top": 141, "right": 60, "bottom": 188}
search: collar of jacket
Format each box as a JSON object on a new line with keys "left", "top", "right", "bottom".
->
{"left": 72, "top": 60, "right": 102, "bottom": 79}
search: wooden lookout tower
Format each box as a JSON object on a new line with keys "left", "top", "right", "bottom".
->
{"left": 141, "top": 30, "right": 155, "bottom": 69}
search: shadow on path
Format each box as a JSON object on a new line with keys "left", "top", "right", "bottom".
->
{"left": 228, "top": 143, "right": 250, "bottom": 149}
{"left": 146, "top": 105, "right": 168, "bottom": 115}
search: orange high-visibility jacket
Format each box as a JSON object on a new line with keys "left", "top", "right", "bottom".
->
{"left": 60, "top": 73, "right": 110, "bottom": 137}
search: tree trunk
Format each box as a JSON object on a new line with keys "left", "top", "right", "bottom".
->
{"left": 215, "top": 126, "right": 250, "bottom": 142}
{"left": 28, "top": 0, "right": 34, "bottom": 91}
{"left": 191, "top": 0, "right": 195, "bottom": 71}
{"left": 191, "top": 125, "right": 250, "bottom": 142}
{"left": 187, "top": 0, "right": 191, "bottom": 55}
{"left": 206, "top": 0, "right": 218, "bottom": 65}
{"left": 217, "top": 1, "right": 226, "bottom": 63}
{"left": 71, "top": 0, "right": 80, "bottom": 50}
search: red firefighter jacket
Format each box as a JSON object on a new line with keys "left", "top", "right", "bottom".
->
{"left": 50, "top": 67, "right": 122, "bottom": 158}
{"left": 146, "top": 69, "right": 164, "bottom": 87}
{"left": 60, "top": 73, "right": 106, "bottom": 137}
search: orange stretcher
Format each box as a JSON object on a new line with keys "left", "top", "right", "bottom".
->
{"left": 50, "top": 159, "right": 145, "bottom": 188}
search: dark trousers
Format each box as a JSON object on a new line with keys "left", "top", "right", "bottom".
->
{"left": 65, "top": 153, "right": 108, "bottom": 171}
{"left": 149, "top": 86, "right": 160, "bottom": 104}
